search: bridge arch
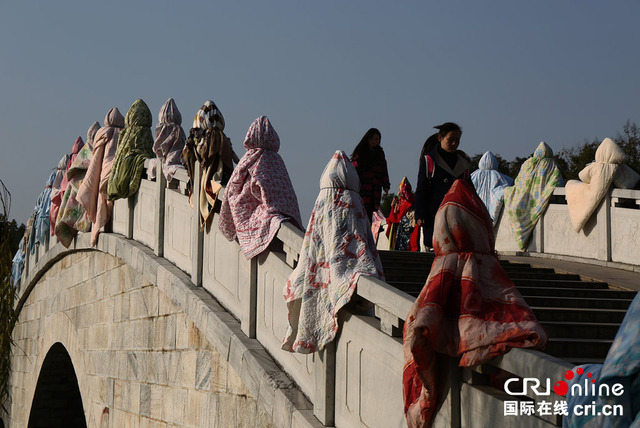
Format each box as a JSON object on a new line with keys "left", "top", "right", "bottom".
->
{"left": 8, "top": 234, "right": 302, "bottom": 427}
{"left": 28, "top": 342, "right": 86, "bottom": 428}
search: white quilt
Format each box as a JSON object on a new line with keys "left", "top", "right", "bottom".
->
{"left": 566, "top": 138, "right": 640, "bottom": 232}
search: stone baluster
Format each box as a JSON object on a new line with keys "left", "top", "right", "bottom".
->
{"left": 154, "top": 160, "right": 166, "bottom": 257}
{"left": 597, "top": 192, "right": 612, "bottom": 262}
{"left": 314, "top": 342, "right": 336, "bottom": 426}
{"left": 191, "top": 165, "right": 203, "bottom": 286}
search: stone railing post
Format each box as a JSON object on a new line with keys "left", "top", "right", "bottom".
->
{"left": 241, "top": 257, "right": 258, "bottom": 338}
{"left": 23, "top": 246, "right": 29, "bottom": 288}
{"left": 375, "top": 305, "right": 403, "bottom": 337}
{"left": 126, "top": 195, "right": 135, "bottom": 239}
{"left": 154, "top": 161, "right": 166, "bottom": 257}
{"left": 448, "top": 358, "right": 461, "bottom": 428}
{"left": 597, "top": 191, "right": 612, "bottom": 262}
{"left": 314, "top": 342, "right": 336, "bottom": 426}
{"left": 191, "top": 165, "right": 203, "bottom": 286}
{"left": 534, "top": 211, "right": 544, "bottom": 253}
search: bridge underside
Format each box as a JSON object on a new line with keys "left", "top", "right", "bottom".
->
{"left": 28, "top": 342, "right": 86, "bottom": 428}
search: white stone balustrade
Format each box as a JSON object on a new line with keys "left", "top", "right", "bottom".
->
{"left": 495, "top": 187, "right": 640, "bottom": 270}
{"left": 17, "top": 159, "right": 583, "bottom": 427}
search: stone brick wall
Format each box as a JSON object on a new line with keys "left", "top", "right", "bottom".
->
{"left": 8, "top": 251, "right": 275, "bottom": 427}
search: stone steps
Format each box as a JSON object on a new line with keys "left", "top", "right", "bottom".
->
{"left": 516, "top": 287, "right": 636, "bottom": 299}
{"left": 530, "top": 306, "right": 628, "bottom": 324}
{"left": 566, "top": 357, "right": 606, "bottom": 365}
{"left": 524, "top": 296, "right": 634, "bottom": 310}
{"left": 511, "top": 279, "right": 609, "bottom": 289}
{"left": 541, "top": 321, "right": 622, "bottom": 340}
{"left": 383, "top": 272, "right": 582, "bottom": 284}
{"left": 385, "top": 280, "right": 617, "bottom": 296}
{"left": 379, "top": 250, "right": 630, "bottom": 364}
{"left": 382, "top": 262, "right": 582, "bottom": 283}
{"left": 379, "top": 252, "right": 516, "bottom": 267}
{"left": 382, "top": 266, "right": 556, "bottom": 279}
{"left": 545, "top": 338, "right": 614, "bottom": 360}
{"left": 505, "top": 273, "right": 583, "bottom": 281}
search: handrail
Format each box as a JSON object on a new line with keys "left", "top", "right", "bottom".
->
{"left": 276, "top": 221, "right": 304, "bottom": 267}
{"left": 356, "top": 276, "right": 413, "bottom": 337}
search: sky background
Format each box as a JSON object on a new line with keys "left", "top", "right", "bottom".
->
{"left": 2, "top": 1, "right": 639, "bottom": 224}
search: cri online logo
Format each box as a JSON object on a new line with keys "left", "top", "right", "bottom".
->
{"left": 505, "top": 368, "right": 625, "bottom": 397}
{"left": 554, "top": 368, "right": 584, "bottom": 396}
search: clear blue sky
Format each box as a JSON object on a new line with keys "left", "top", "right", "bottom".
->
{"left": 2, "top": 1, "right": 639, "bottom": 224}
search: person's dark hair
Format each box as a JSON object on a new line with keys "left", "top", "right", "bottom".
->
{"left": 419, "top": 133, "right": 439, "bottom": 159}
{"left": 351, "top": 128, "right": 382, "bottom": 161}
{"left": 419, "top": 122, "right": 462, "bottom": 158}
{"left": 434, "top": 122, "right": 462, "bottom": 138}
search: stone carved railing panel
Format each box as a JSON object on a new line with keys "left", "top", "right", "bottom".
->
{"left": 256, "top": 251, "right": 315, "bottom": 402}
{"left": 494, "top": 209, "right": 543, "bottom": 253}
{"left": 132, "top": 178, "right": 157, "bottom": 249}
{"left": 163, "top": 187, "right": 193, "bottom": 275}
{"left": 494, "top": 211, "right": 522, "bottom": 253}
{"left": 335, "top": 314, "right": 406, "bottom": 428}
{"left": 543, "top": 204, "right": 599, "bottom": 259}
{"left": 112, "top": 198, "right": 129, "bottom": 236}
{"left": 611, "top": 207, "right": 640, "bottom": 265}
{"left": 202, "top": 215, "right": 252, "bottom": 323}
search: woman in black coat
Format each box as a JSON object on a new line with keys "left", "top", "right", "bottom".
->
{"left": 414, "top": 122, "right": 471, "bottom": 249}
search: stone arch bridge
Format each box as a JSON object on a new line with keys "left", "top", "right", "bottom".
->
{"left": 6, "top": 162, "right": 640, "bottom": 427}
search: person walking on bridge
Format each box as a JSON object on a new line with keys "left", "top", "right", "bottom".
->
{"left": 414, "top": 122, "right": 471, "bottom": 250}
{"left": 350, "top": 128, "right": 390, "bottom": 223}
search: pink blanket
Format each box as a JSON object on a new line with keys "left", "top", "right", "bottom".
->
{"left": 218, "top": 116, "right": 302, "bottom": 259}
{"left": 77, "top": 108, "right": 125, "bottom": 245}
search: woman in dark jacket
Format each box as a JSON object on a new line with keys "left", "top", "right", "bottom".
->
{"left": 414, "top": 122, "right": 471, "bottom": 249}
{"left": 350, "top": 128, "right": 390, "bottom": 222}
